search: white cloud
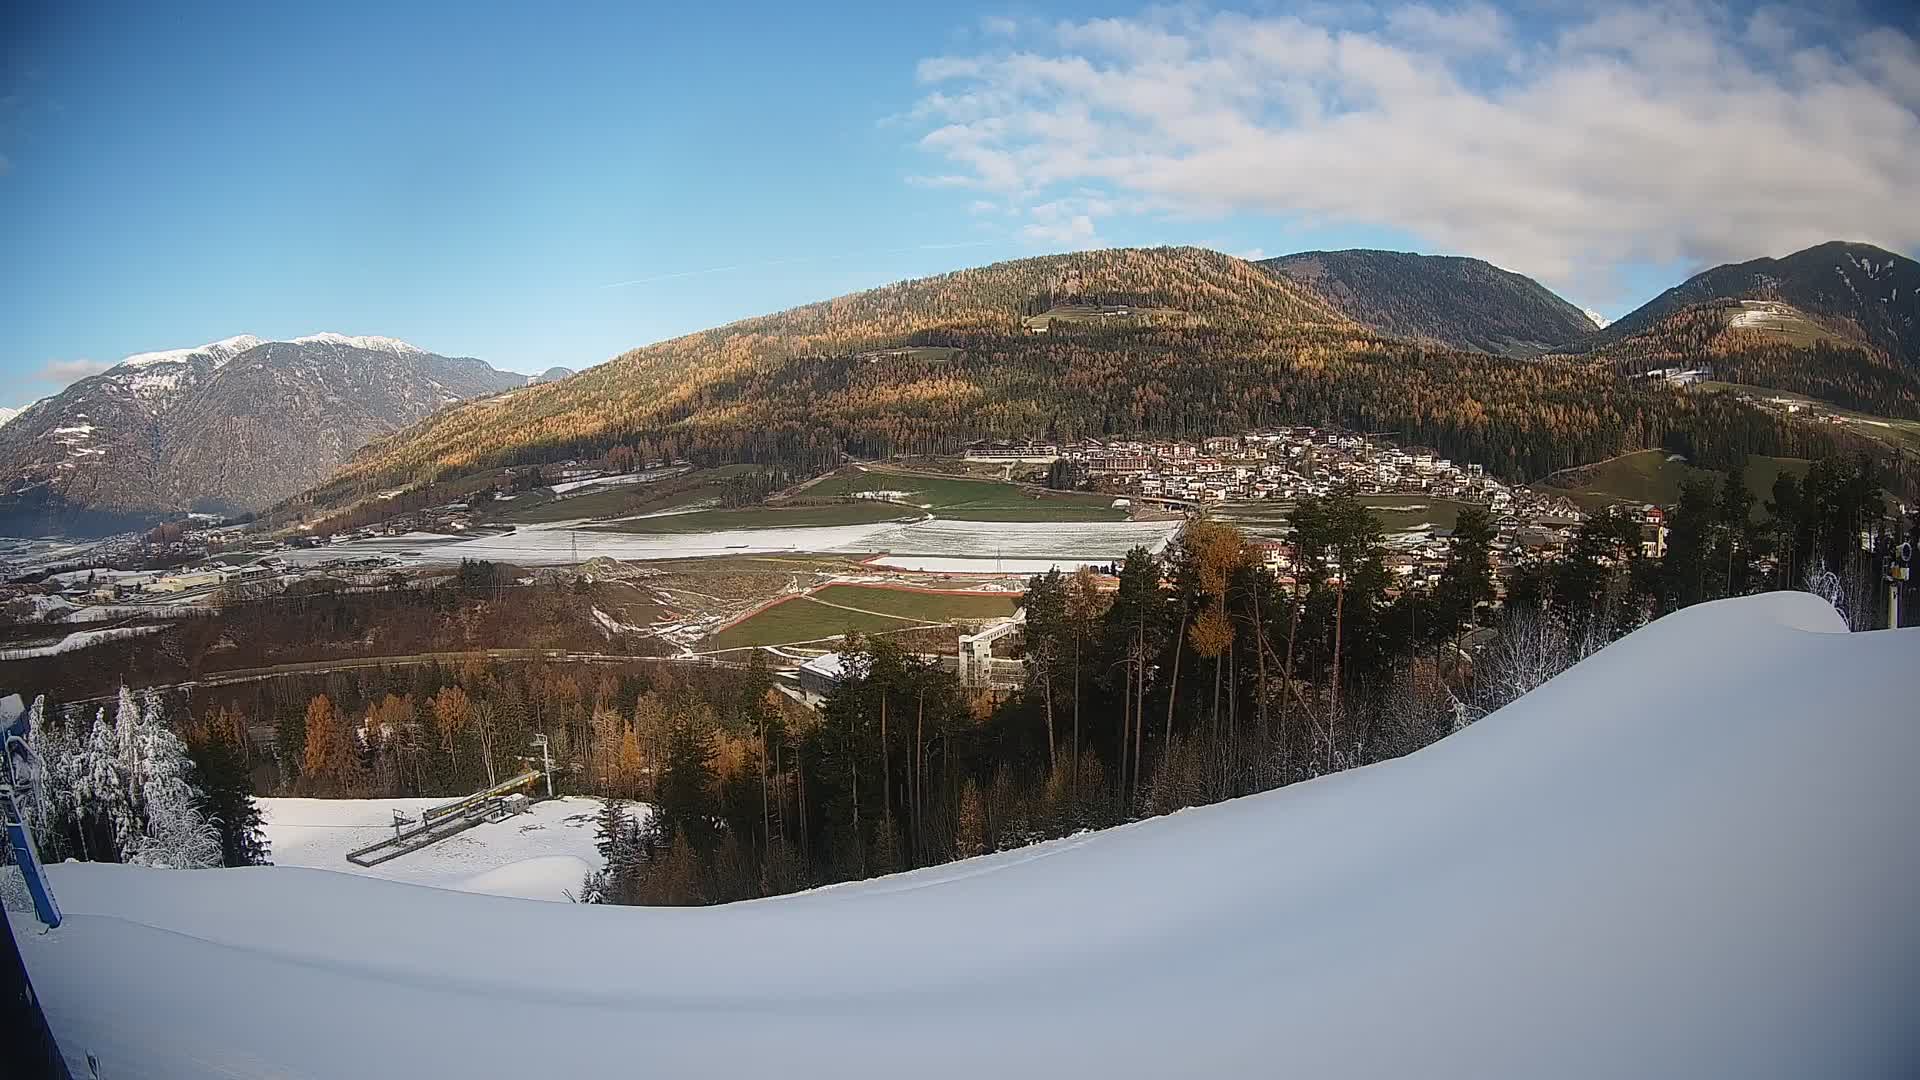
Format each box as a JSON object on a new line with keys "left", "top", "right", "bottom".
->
{"left": 38, "top": 358, "right": 111, "bottom": 384}
{"left": 1021, "top": 198, "right": 1103, "bottom": 247}
{"left": 1386, "top": 3, "right": 1510, "bottom": 54}
{"left": 910, "top": 3, "right": 1920, "bottom": 300}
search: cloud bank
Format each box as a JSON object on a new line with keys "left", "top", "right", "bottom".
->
{"left": 911, "top": 3, "right": 1920, "bottom": 298}
{"left": 37, "top": 358, "right": 112, "bottom": 385}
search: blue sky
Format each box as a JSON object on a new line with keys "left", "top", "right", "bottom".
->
{"left": 3, "top": 1, "right": 1916, "bottom": 405}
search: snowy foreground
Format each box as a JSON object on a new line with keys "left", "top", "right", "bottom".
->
{"left": 260, "top": 796, "right": 633, "bottom": 902}
{"left": 15, "top": 593, "right": 1920, "bottom": 1078}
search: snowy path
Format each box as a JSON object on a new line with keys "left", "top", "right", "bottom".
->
{"left": 14, "top": 594, "right": 1920, "bottom": 1078}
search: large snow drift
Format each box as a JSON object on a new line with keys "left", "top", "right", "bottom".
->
{"left": 14, "top": 593, "right": 1920, "bottom": 1078}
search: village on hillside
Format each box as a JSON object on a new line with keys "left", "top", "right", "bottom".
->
{"left": 967, "top": 427, "right": 1661, "bottom": 595}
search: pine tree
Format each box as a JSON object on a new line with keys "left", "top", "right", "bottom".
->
{"left": 186, "top": 730, "right": 270, "bottom": 867}
{"left": 1435, "top": 505, "right": 1496, "bottom": 639}
{"left": 955, "top": 779, "right": 987, "bottom": 859}
{"left": 657, "top": 720, "right": 719, "bottom": 858}
{"left": 593, "top": 797, "right": 628, "bottom": 862}
{"left": 126, "top": 770, "right": 222, "bottom": 869}
{"left": 120, "top": 692, "right": 222, "bottom": 869}
{"left": 16, "top": 696, "right": 71, "bottom": 861}
{"left": 74, "top": 703, "right": 136, "bottom": 859}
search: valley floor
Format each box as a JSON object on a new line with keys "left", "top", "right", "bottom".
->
{"left": 271, "top": 515, "right": 1180, "bottom": 570}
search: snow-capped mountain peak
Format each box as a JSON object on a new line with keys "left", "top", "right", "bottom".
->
{"left": 1582, "top": 307, "right": 1610, "bottom": 329}
{"left": 117, "top": 334, "right": 264, "bottom": 370}
{"left": 0, "top": 403, "right": 30, "bottom": 428}
{"left": 290, "top": 332, "right": 428, "bottom": 355}
{"left": 0, "top": 330, "right": 524, "bottom": 526}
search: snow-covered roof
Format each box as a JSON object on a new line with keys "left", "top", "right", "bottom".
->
{"left": 798, "top": 651, "right": 848, "bottom": 680}
{"left": 16, "top": 592, "right": 1919, "bottom": 1077}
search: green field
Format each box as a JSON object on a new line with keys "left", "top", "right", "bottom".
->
{"left": 1537, "top": 450, "right": 1810, "bottom": 517}
{"left": 1696, "top": 383, "right": 1920, "bottom": 454}
{"left": 704, "top": 597, "right": 913, "bottom": 650}
{"left": 807, "top": 467, "right": 1126, "bottom": 521}
{"left": 591, "top": 501, "right": 916, "bottom": 534}
{"left": 810, "top": 584, "right": 1018, "bottom": 621}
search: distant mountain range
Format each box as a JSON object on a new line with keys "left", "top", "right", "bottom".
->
{"left": 0, "top": 334, "right": 524, "bottom": 535}
{"left": 297, "top": 245, "right": 1881, "bottom": 526}
{"left": 20, "top": 240, "right": 1915, "bottom": 537}
{"left": 1258, "top": 249, "right": 1597, "bottom": 358}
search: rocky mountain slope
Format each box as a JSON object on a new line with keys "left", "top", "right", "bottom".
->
{"left": 1589, "top": 241, "right": 1920, "bottom": 368}
{"left": 0, "top": 334, "right": 523, "bottom": 534}
{"left": 1259, "top": 249, "right": 1596, "bottom": 358}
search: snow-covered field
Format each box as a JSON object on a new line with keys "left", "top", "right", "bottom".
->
{"left": 845, "top": 518, "right": 1175, "bottom": 558}
{"left": 14, "top": 593, "right": 1920, "bottom": 1078}
{"left": 260, "top": 796, "right": 638, "bottom": 902}
{"left": 275, "top": 516, "right": 1180, "bottom": 569}
{"left": 865, "top": 555, "right": 1123, "bottom": 574}
{"left": 0, "top": 623, "right": 166, "bottom": 659}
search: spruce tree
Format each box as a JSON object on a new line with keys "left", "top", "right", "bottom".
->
{"left": 593, "top": 797, "right": 628, "bottom": 862}
{"left": 657, "top": 720, "right": 719, "bottom": 858}
{"left": 186, "top": 733, "right": 270, "bottom": 867}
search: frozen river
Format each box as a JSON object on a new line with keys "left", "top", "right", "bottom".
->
{"left": 272, "top": 516, "right": 1181, "bottom": 569}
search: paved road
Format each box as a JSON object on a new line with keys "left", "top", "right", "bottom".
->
{"left": 65, "top": 648, "right": 749, "bottom": 704}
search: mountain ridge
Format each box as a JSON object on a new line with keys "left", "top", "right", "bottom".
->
{"left": 294, "top": 245, "right": 1861, "bottom": 526}
{"left": 0, "top": 334, "right": 524, "bottom": 534}
{"left": 1258, "top": 249, "right": 1596, "bottom": 358}
{"left": 1563, "top": 296, "right": 1920, "bottom": 420}
{"left": 1586, "top": 241, "right": 1920, "bottom": 368}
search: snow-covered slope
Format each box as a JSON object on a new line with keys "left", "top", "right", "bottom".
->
{"left": 1582, "top": 306, "right": 1610, "bottom": 329}
{"left": 14, "top": 593, "right": 1920, "bottom": 1079}
{"left": 260, "top": 795, "right": 641, "bottom": 901}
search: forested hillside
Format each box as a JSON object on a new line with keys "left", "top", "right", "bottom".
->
{"left": 1569, "top": 299, "right": 1920, "bottom": 419}
{"left": 1586, "top": 241, "right": 1920, "bottom": 369}
{"left": 1259, "top": 249, "right": 1596, "bottom": 358}
{"left": 292, "top": 248, "right": 1868, "bottom": 520}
